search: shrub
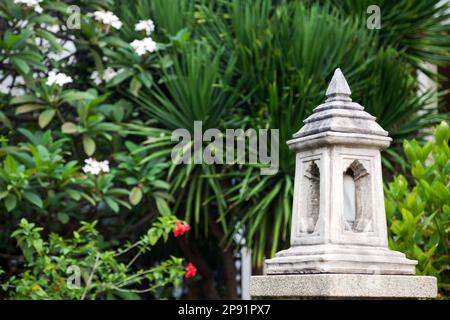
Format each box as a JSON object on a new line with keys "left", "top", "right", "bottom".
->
{"left": 3, "top": 216, "right": 185, "bottom": 300}
{"left": 385, "top": 121, "right": 450, "bottom": 297}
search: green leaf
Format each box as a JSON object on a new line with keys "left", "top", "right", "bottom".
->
{"left": 11, "top": 57, "right": 30, "bottom": 74}
{"left": 10, "top": 94, "right": 37, "bottom": 105}
{"left": 38, "top": 109, "right": 56, "bottom": 128}
{"left": 433, "top": 181, "right": 450, "bottom": 202}
{"left": 129, "top": 187, "right": 143, "bottom": 206}
{"left": 156, "top": 197, "right": 171, "bottom": 216}
{"left": 61, "top": 122, "right": 78, "bottom": 134}
{"left": 23, "top": 191, "right": 43, "bottom": 208}
{"left": 106, "top": 69, "right": 133, "bottom": 87}
{"left": 0, "top": 111, "right": 12, "bottom": 129}
{"left": 15, "top": 104, "right": 44, "bottom": 115}
{"left": 4, "top": 155, "right": 17, "bottom": 173}
{"left": 57, "top": 212, "right": 70, "bottom": 224}
{"left": 105, "top": 197, "right": 119, "bottom": 213}
{"left": 5, "top": 194, "right": 17, "bottom": 212}
{"left": 35, "top": 29, "right": 64, "bottom": 51}
{"left": 443, "top": 205, "right": 450, "bottom": 216}
{"left": 403, "top": 141, "right": 416, "bottom": 164}
{"left": 129, "top": 77, "right": 142, "bottom": 96}
{"left": 83, "top": 135, "right": 96, "bottom": 156}
{"left": 0, "top": 191, "right": 8, "bottom": 200}
{"left": 66, "top": 189, "right": 81, "bottom": 201}
{"left": 435, "top": 121, "right": 450, "bottom": 145}
{"left": 60, "top": 90, "right": 96, "bottom": 104}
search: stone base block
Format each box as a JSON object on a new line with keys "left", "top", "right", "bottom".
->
{"left": 250, "top": 274, "right": 437, "bottom": 299}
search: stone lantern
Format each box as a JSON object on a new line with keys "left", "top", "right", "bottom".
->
{"left": 250, "top": 69, "right": 437, "bottom": 299}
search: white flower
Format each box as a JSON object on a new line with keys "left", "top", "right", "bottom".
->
{"left": 130, "top": 37, "right": 157, "bottom": 56}
{"left": 16, "top": 19, "right": 29, "bottom": 29}
{"left": 89, "top": 11, "right": 122, "bottom": 30}
{"left": 0, "top": 83, "right": 9, "bottom": 95}
{"left": 90, "top": 67, "right": 118, "bottom": 85}
{"left": 45, "top": 24, "right": 60, "bottom": 34}
{"left": 82, "top": 158, "right": 110, "bottom": 175}
{"left": 135, "top": 19, "right": 155, "bottom": 36}
{"left": 14, "top": 0, "right": 43, "bottom": 13}
{"left": 90, "top": 70, "right": 102, "bottom": 86}
{"left": 46, "top": 70, "right": 73, "bottom": 86}
{"left": 103, "top": 67, "right": 119, "bottom": 82}
{"left": 98, "top": 160, "right": 110, "bottom": 173}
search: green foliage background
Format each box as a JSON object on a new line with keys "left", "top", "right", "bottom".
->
{"left": 0, "top": 0, "right": 449, "bottom": 298}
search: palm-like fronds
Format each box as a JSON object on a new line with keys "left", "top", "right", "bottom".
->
{"left": 328, "top": 0, "right": 450, "bottom": 74}
{"left": 125, "top": 0, "right": 450, "bottom": 268}
{"left": 131, "top": 42, "right": 239, "bottom": 235}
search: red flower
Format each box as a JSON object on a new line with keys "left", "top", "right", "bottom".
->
{"left": 173, "top": 220, "right": 191, "bottom": 237}
{"left": 185, "top": 262, "right": 197, "bottom": 278}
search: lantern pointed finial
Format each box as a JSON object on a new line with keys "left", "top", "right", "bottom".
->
{"left": 325, "top": 68, "right": 352, "bottom": 102}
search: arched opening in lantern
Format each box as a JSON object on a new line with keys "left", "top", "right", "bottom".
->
{"left": 343, "top": 160, "right": 372, "bottom": 232}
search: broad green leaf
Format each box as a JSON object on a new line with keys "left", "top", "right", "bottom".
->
{"left": 16, "top": 104, "right": 44, "bottom": 115}
{"left": 60, "top": 90, "right": 96, "bottom": 103}
{"left": 129, "top": 77, "right": 142, "bottom": 96}
{"left": 4, "top": 155, "right": 18, "bottom": 172}
{"left": 156, "top": 197, "right": 171, "bottom": 216}
{"left": 83, "top": 135, "right": 96, "bottom": 156}
{"left": 66, "top": 189, "right": 81, "bottom": 201}
{"left": 0, "top": 111, "right": 12, "bottom": 129}
{"left": 57, "top": 212, "right": 70, "bottom": 224}
{"left": 23, "top": 192, "right": 43, "bottom": 208}
{"left": 61, "top": 122, "right": 78, "bottom": 134}
{"left": 129, "top": 187, "right": 143, "bottom": 205}
{"left": 11, "top": 57, "right": 30, "bottom": 74}
{"left": 0, "top": 191, "right": 8, "bottom": 200}
{"left": 435, "top": 121, "right": 450, "bottom": 145}
{"left": 5, "top": 194, "right": 17, "bottom": 212}
{"left": 105, "top": 197, "right": 119, "bottom": 213}
{"left": 38, "top": 109, "right": 56, "bottom": 128}
{"left": 10, "top": 94, "right": 37, "bottom": 105}
{"left": 35, "top": 29, "right": 64, "bottom": 51}
{"left": 106, "top": 69, "right": 133, "bottom": 87}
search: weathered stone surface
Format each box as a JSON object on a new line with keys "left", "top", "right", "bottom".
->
{"left": 293, "top": 69, "right": 389, "bottom": 138}
{"left": 250, "top": 274, "right": 437, "bottom": 299}
{"left": 266, "top": 244, "right": 416, "bottom": 275}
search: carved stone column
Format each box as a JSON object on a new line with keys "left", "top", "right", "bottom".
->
{"left": 250, "top": 69, "right": 437, "bottom": 299}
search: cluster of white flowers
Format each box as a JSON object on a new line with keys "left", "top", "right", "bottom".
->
{"left": 43, "top": 23, "right": 60, "bottom": 34}
{"left": 46, "top": 70, "right": 73, "bottom": 86}
{"left": 16, "top": 19, "right": 29, "bottom": 29}
{"left": 90, "top": 67, "right": 119, "bottom": 85}
{"left": 130, "top": 37, "right": 157, "bottom": 56}
{"left": 14, "top": 0, "right": 43, "bottom": 14}
{"left": 0, "top": 75, "right": 25, "bottom": 96}
{"left": 135, "top": 19, "right": 155, "bottom": 36}
{"left": 89, "top": 11, "right": 122, "bottom": 30}
{"left": 82, "top": 158, "right": 110, "bottom": 175}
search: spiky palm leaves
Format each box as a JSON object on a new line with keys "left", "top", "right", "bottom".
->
{"left": 122, "top": 0, "right": 450, "bottom": 266}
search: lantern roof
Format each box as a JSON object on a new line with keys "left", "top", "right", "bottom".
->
{"left": 293, "top": 68, "right": 388, "bottom": 139}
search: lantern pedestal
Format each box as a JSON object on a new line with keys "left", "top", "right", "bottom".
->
{"left": 265, "top": 243, "right": 417, "bottom": 275}
{"left": 250, "top": 274, "right": 437, "bottom": 299}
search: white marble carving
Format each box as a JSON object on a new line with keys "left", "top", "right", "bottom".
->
{"left": 265, "top": 68, "right": 418, "bottom": 275}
